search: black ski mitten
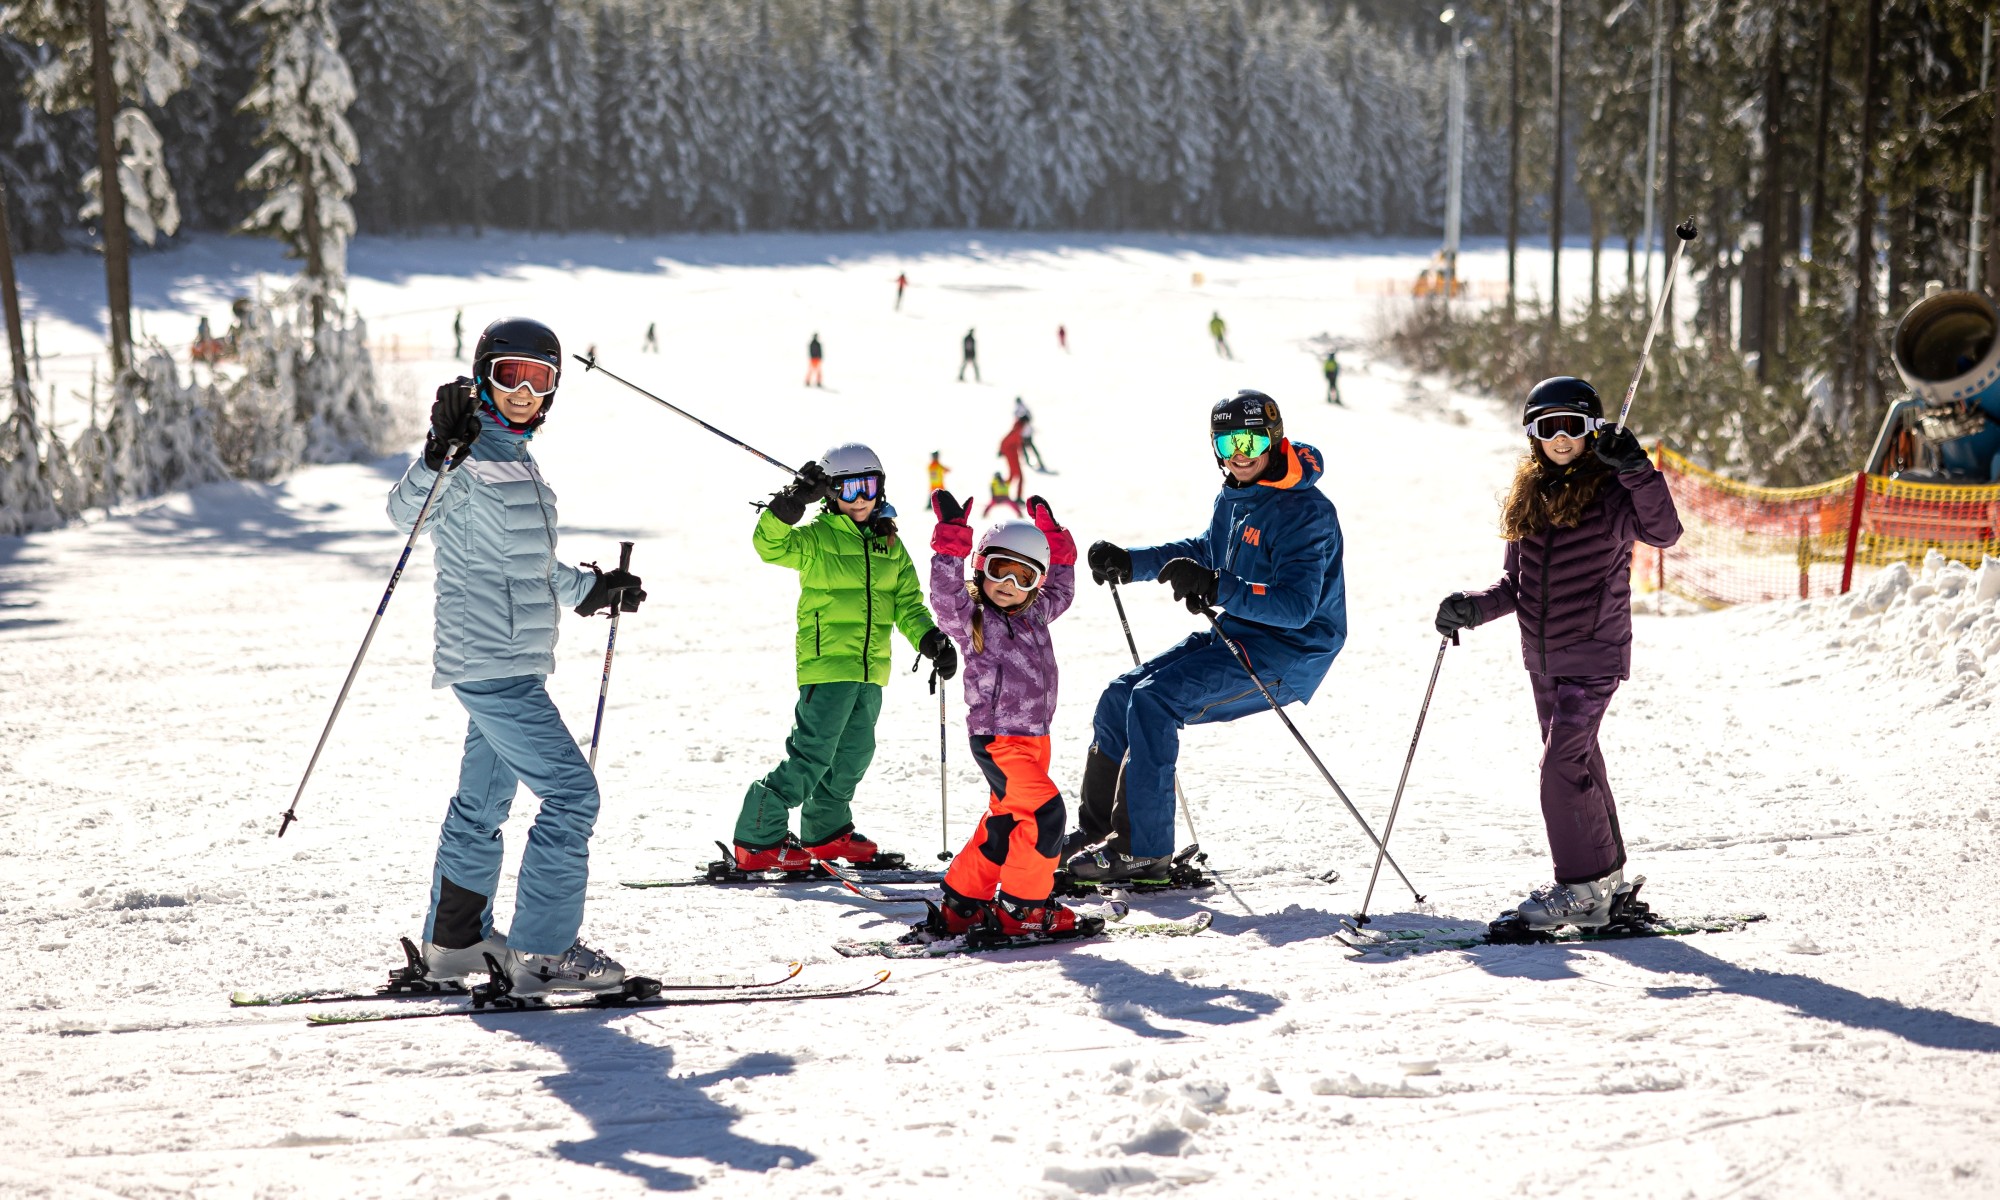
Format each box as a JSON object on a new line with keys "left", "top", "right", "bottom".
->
{"left": 424, "top": 378, "right": 480, "bottom": 470}
{"left": 767, "top": 461, "right": 831, "bottom": 525}
{"left": 1435, "top": 592, "right": 1481, "bottom": 637}
{"left": 1158, "top": 557, "right": 1220, "bottom": 614}
{"left": 1086, "top": 541, "right": 1133, "bottom": 586}
{"left": 576, "top": 567, "right": 646, "bottom": 617}
{"left": 919, "top": 627, "right": 959, "bottom": 681}
{"left": 1593, "top": 426, "right": 1652, "bottom": 475}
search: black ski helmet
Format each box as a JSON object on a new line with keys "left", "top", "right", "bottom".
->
{"left": 1210, "top": 389, "right": 1284, "bottom": 455}
{"left": 1522, "top": 376, "right": 1602, "bottom": 423}
{"left": 474, "top": 316, "right": 563, "bottom": 423}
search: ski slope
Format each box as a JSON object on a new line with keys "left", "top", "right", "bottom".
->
{"left": 3, "top": 233, "right": 1996, "bottom": 1199}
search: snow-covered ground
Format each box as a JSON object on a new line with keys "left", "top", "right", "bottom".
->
{"left": 3, "top": 233, "right": 1996, "bottom": 1199}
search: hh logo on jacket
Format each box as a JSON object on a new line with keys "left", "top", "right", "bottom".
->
{"left": 1242, "top": 526, "right": 1261, "bottom": 547}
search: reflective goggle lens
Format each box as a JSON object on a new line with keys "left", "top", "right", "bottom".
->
{"left": 1213, "top": 430, "right": 1272, "bottom": 460}
{"left": 1525, "top": 413, "right": 1600, "bottom": 441}
{"left": 980, "top": 555, "right": 1044, "bottom": 590}
{"left": 489, "top": 356, "right": 558, "bottom": 395}
{"left": 836, "top": 474, "right": 882, "bottom": 502}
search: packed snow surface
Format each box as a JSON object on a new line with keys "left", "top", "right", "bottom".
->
{"left": 3, "top": 233, "right": 1997, "bottom": 1199}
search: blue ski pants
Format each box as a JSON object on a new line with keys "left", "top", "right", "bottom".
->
{"left": 424, "top": 674, "right": 600, "bottom": 956}
{"left": 1091, "top": 631, "right": 1300, "bottom": 858}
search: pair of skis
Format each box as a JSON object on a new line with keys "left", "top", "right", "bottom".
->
{"left": 1339, "top": 878, "right": 1765, "bottom": 959}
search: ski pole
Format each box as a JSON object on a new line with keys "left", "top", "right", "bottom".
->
{"left": 1613, "top": 219, "right": 1698, "bottom": 432}
{"left": 574, "top": 352, "right": 797, "bottom": 476}
{"left": 935, "top": 671, "right": 951, "bottom": 862}
{"left": 586, "top": 540, "right": 635, "bottom": 772}
{"left": 277, "top": 445, "right": 463, "bottom": 837}
{"left": 1109, "top": 580, "right": 1201, "bottom": 848}
{"left": 1198, "top": 606, "right": 1424, "bottom": 902}
{"left": 1353, "top": 633, "right": 1454, "bottom": 925}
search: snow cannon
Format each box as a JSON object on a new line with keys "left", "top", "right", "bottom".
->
{"left": 1892, "top": 287, "right": 2000, "bottom": 411}
{"left": 1866, "top": 288, "right": 2000, "bottom": 479}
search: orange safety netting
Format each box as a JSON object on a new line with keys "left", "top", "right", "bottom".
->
{"left": 1634, "top": 447, "right": 2000, "bottom": 608}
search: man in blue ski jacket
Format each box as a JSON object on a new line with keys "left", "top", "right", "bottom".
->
{"left": 1070, "top": 390, "right": 1347, "bottom": 883}
{"left": 387, "top": 317, "right": 645, "bottom": 996}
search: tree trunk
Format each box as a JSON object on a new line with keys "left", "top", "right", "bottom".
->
{"left": 1808, "top": 0, "right": 1835, "bottom": 286}
{"left": 1550, "top": 0, "right": 1564, "bottom": 341}
{"left": 1988, "top": 33, "right": 2000, "bottom": 296}
{"left": 0, "top": 175, "right": 29, "bottom": 405}
{"left": 1506, "top": 0, "right": 1520, "bottom": 321}
{"left": 1589, "top": 202, "right": 1603, "bottom": 318}
{"left": 1755, "top": 13, "right": 1786, "bottom": 383}
{"left": 86, "top": 0, "right": 132, "bottom": 375}
{"left": 1854, "top": 0, "right": 1883, "bottom": 420}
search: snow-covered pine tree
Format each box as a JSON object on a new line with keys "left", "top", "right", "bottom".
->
{"left": 1156, "top": 0, "right": 1218, "bottom": 230}
{"left": 885, "top": 0, "right": 953, "bottom": 228}
{"left": 799, "top": 26, "right": 864, "bottom": 227}
{"left": 237, "top": 0, "right": 358, "bottom": 332}
{"left": 437, "top": 0, "right": 515, "bottom": 233}
{"left": 742, "top": 0, "right": 805, "bottom": 229}
{"left": 1022, "top": 0, "right": 1102, "bottom": 225}
{"left": 977, "top": 4, "right": 1046, "bottom": 228}
{"left": 335, "top": 0, "right": 446, "bottom": 232}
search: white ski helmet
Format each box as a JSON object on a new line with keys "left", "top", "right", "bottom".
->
{"left": 975, "top": 520, "right": 1049, "bottom": 581}
{"left": 819, "top": 442, "right": 884, "bottom": 480}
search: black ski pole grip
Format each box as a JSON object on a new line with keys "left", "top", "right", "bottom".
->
{"left": 617, "top": 541, "right": 633, "bottom": 572}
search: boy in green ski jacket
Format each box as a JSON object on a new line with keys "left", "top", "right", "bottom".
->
{"left": 731, "top": 443, "right": 956, "bottom": 871}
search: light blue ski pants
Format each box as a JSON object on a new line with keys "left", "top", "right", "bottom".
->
{"left": 423, "top": 674, "right": 600, "bottom": 956}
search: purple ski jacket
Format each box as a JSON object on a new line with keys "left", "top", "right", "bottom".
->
{"left": 928, "top": 553, "right": 1076, "bottom": 736}
{"left": 1465, "top": 465, "right": 1683, "bottom": 679}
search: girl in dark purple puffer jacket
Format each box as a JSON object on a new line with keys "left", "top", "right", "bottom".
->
{"left": 1434, "top": 377, "right": 1682, "bottom": 931}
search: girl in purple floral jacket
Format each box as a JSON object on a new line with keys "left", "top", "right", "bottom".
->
{"left": 915, "top": 492, "right": 1095, "bottom": 942}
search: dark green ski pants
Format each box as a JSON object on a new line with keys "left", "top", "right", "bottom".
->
{"left": 734, "top": 682, "right": 884, "bottom": 847}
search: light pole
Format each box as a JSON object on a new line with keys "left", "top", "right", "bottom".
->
{"left": 1970, "top": 14, "right": 1992, "bottom": 291}
{"left": 1441, "top": 9, "right": 1471, "bottom": 295}
{"left": 1642, "top": 0, "right": 1664, "bottom": 304}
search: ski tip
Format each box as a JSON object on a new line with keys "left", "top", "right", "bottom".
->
{"left": 228, "top": 991, "right": 266, "bottom": 1007}
{"left": 872, "top": 969, "right": 892, "bottom": 985}
{"left": 306, "top": 1011, "right": 382, "bottom": 1026}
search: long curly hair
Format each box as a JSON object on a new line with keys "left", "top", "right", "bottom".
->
{"left": 962, "top": 578, "right": 1039, "bottom": 654}
{"left": 1499, "top": 439, "right": 1613, "bottom": 541}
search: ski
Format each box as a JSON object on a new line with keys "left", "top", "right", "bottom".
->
{"left": 815, "top": 858, "right": 932, "bottom": 904}
{"left": 232, "top": 954, "right": 805, "bottom": 1007}
{"left": 1338, "top": 912, "right": 1765, "bottom": 958}
{"left": 834, "top": 907, "right": 1213, "bottom": 960}
{"left": 306, "top": 970, "right": 891, "bottom": 1025}
{"left": 1053, "top": 843, "right": 1213, "bottom": 898}
{"left": 621, "top": 841, "right": 944, "bottom": 889}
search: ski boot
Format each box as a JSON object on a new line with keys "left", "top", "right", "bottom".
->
{"left": 501, "top": 939, "right": 628, "bottom": 996}
{"left": 1064, "top": 844, "right": 1170, "bottom": 886}
{"left": 417, "top": 930, "right": 510, "bottom": 984}
{"left": 902, "top": 883, "right": 988, "bottom": 944}
{"left": 1488, "top": 868, "right": 1625, "bottom": 942}
{"left": 967, "top": 895, "right": 1105, "bottom": 948}
{"left": 803, "top": 825, "right": 907, "bottom": 870}
{"left": 731, "top": 835, "right": 816, "bottom": 874}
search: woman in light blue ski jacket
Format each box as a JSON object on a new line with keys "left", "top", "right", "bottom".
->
{"left": 384, "top": 317, "right": 643, "bottom": 998}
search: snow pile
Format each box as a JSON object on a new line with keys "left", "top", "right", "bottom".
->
{"left": 1786, "top": 550, "right": 2000, "bottom": 703}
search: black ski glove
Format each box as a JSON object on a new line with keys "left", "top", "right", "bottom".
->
{"left": 423, "top": 378, "right": 479, "bottom": 470}
{"left": 576, "top": 567, "right": 646, "bottom": 617}
{"left": 1435, "top": 592, "right": 1481, "bottom": 638}
{"left": 1086, "top": 541, "right": 1133, "bottom": 586}
{"left": 1158, "top": 557, "right": 1220, "bottom": 614}
{"left": 1593, "top": 425, "right": 1652, "bottom": 475}
{"left": 767, "top": 461, "right": 831, "bottom": 525}
{"left": 919, "top": 627, "right": 958, "bottom": 681}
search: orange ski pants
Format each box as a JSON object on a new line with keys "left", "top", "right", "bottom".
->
{"left": 943, "top": 734, "right": 1066, "bottom": 905}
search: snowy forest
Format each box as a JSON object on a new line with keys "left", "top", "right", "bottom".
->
{"left": 1, "top": 0, "right": 1506, "bottom": 244}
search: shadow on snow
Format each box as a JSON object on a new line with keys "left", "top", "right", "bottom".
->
{"left": 1058, "top": 953, "right": 1282, "bottom": 1040}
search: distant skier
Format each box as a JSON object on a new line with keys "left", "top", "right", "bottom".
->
{"left": 959, "top": 328, "right": 980, "bottom": 382}
{"left": 1434, "top": 378, "right": 1682, "bottom": 931}
{"left": 387, "top": 316, "right": 645, "bottom": 995}
{"left": 806, "top": 333, "right": 824, "bottom": 388}
{"left": 1072, "top": 392, "right": 1345, "bottom": 884}
{"left": 914, "top": 493, "right": 1095, "bottom": 943}
{"left": 1323, "top": 349, "right": 1342, "bottom": 406}
{"left": 981, "top": 471, "right": 1023, "bottom": 517}
{"left": 998, "top": 416, "right": 1027, "bottom": 501}
{"left": 643, "top": 322, "right": 659, "bottom": 353}
{"left": 452, "top": 309, "right": 464, "bottom": 360}
{"left": 1013, "top": 397, "right": 1048, "bottom": 472}
{"left": 928, "top": 451, "right": 950, "bottom": 492}
{"left": 896, "top": 272, "right": 908, "bottom": 311}
{"left": 732, "top": 444, "right": 954, "bottom": 871}
{"left": 1057, "top": 324, "right": 1068, "bottom": 352}
{"left": 1208, "top": 311, "right": 1231, "bottom": 359}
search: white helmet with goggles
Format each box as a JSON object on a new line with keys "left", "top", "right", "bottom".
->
{"left": 975, "top": 521, "right": 1049, "bottom": 590}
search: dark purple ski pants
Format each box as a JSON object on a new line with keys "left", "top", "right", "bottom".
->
{"left": 1531, "top": 674, "right": 1627, "bottom": 885}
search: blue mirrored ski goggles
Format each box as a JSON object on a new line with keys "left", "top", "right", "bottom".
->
{"left": 834, "top": 473, "right": 882, "bottom": 502}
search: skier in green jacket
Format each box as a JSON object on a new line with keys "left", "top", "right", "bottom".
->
{"left": 731, "top": 443, "right": 955, "bottom": 871}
